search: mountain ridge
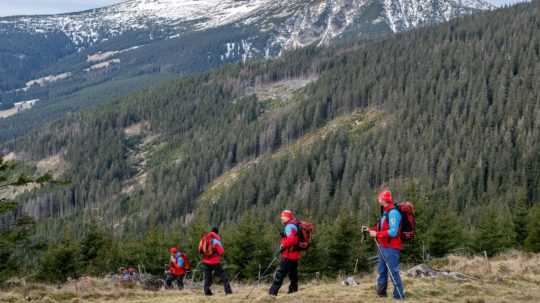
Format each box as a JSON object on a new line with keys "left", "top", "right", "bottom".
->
{"left": 0, "top": 0, "right": 494, "bottom": 49}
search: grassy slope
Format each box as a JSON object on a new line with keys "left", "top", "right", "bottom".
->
{"left": 2, "top": 252, "right": 539, "bottom": 303}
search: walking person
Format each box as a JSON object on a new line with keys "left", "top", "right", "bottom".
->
{"left": 367, "top": 190, "right": 405, "bottom": 300}
{"left": 199, "top": 227, "right": 232, "bottom": 296}
{"left": 165, "top": 247, "right": 189, "bottom": 290}
{"left": 269, "top": 210, "right": 302, "bottom": 296}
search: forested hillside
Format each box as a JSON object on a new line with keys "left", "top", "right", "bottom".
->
{"left": 1, "top": 1, "right": 540, "bottom": 281}
{"left": 0, "top": 0, "right": 491, "bottom": 141}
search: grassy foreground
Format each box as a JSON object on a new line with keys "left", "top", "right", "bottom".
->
{"left": 1, "top": 252, "right": 539, "bottom": 303}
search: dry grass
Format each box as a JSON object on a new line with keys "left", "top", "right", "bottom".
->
{"left": 0, "top": 183, "right": 40, "bottom": 200}
{"left": 123, "top": 121, "right": 150, "bottom": 137}
{"left": 36, "top": 154, "right": 67, "bottom": 178}
{"left": 0, "top": 107, "right": 18, "bottom": 119}
{"left": 248, "top": 76, "right": 318, "bottom": 103}
{"left": 2, "top": 252, "right": 539, "bottom": 303}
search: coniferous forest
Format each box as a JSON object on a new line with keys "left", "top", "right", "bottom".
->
{"left": 1, "top": 2, "right": 540, "bottom": 283}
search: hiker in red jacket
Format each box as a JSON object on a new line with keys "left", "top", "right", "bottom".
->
{"left": 165, "top": 247, "right": 187, "bottom": 290}
{"left": 367, "top": 190, "right": 405, "bottom": 299}
{"left": 269, "top": 210, "right": 301, "bottom": 296}
{"left": 199, "top": 227, "right": 232, "bottom": 296}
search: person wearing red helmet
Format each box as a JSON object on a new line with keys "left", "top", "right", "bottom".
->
{"left": 269, "top": 210, "right": 301, "bottom": 296}
{"left": 165, "top": 247, "right": 188, "bottom": 290}
{"left": 367, "top": 190, "right": 405, "bottom": 299}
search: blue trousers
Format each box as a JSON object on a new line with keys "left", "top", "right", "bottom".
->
{"left": 377, "top": 247, "right": 405, "bottom": 299}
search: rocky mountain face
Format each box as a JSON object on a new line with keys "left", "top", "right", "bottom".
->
{"left": 1, "top": 0, "right": 493, "bottom": 51}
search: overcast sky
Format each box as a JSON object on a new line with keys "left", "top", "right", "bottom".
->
{"left": 0, "top": 0, "right": 528, "bottom": 17}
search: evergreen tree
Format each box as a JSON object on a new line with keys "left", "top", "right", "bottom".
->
{"left": 80, "top": 223, "right": 113, "bottom": 275}
{"left": 300, "top": 236, "right": 327, "bottom": 276}
{"left": 324, "top": 214, "right": 361, "bottom": 275}
{"left": 426, "top": 209, "right": 464, "bottom": 257}
{"left": 223, "top": 215, "right": 273, "bottom": 280}
{"left": 474, "top": 208, "right": 516, "bottom": 257}
{"left": 399, "top": 182, "right": 429, "bottom": 263}
{"left": 511, "top": 189, "right": 529, "bottom": 247}
{"left": 135, "top": 228, "right": 169, "bottom": 275}
{"left": 0, "top": 216, "right": 38, "bottom": 282}
{"left": 524, "top": 205, "right": 540, "bottom": 253}
{"left": 38, "top": 233, "right": 81, "bottom": 283}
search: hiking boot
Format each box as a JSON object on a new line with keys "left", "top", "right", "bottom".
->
{"left": 376, "top": 284, "right": 387, "bottom": 297}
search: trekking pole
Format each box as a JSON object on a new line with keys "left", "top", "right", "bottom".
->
{"left": 244, "top": 248, "right": 281, "bottom": 300}
{"left": 191, "top": 261, "right": 202, "bottom": 283}
{"left": 373, "top": 238, "right": 404, "bottom": 300}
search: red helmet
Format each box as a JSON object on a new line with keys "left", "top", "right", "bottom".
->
{"left": 378, "top": 190, "right": 393, "bottom": 203}
{"left": 280, "top": 210, "right": 295, "bottom": 221}
{"left": 169, "top": 247, "right": 177, "bottom": 254}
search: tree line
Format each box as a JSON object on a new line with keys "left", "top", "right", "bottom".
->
{"left": 2, "top": 205, "right": 540, "bottom": 284}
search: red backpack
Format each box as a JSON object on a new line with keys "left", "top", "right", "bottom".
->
{"left": 198, "top": 234, "right": 215, "bottom": 256}
{"left": 293, "top": 220, "right": 315, "bottom": 250}
{"left": 395, "top": 201, "right": 416, "bottom": 241}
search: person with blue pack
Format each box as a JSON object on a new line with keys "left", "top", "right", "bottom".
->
{"left": 365, "top": 190, "right": 405, "bottom": 300}
{"left": 165, "top": 247, "right": 189, "bottom": 290}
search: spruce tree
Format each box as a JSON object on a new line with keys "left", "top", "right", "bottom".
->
{"left": 524, "top": 205, "right": 540, "bottom": 253}
{"left": 427, "top": 209, "right": 464, "bottom": 257}
{"left": 223, "top": 215, "right": 272, "bottom": 280}
{"left": 38, "top": 230, "right": 81, "bottom": 283}
{"left": 512, "top": 189, "right": 529, "bottom": 247}
{"left": 80, "top": 223, "right": 112, "bottom": 275}
{"left": 474, "top": 208, "right": 516, "bottom": 257}
{"left": 300, "top": 236, "right": 327, "bottom": 276}
{"left": 324, "top": 214, "right": 360, "bottom": 275}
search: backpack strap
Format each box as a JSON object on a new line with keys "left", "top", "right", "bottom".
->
{"left": 378, "top": 206, "right": 384, "bottom": 231}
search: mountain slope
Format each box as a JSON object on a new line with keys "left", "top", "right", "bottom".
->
{"left": 2, "top": 1, "right": 538, "bottom": 238}
{"left": 0, "top": 0, "right": 492, "bottom": 141}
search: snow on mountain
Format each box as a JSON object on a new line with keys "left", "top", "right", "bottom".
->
{"left": 0, "top": 0, "right": 280, "bottom": 46}
{"left": 383, "top": 0, "right": 494, "bottom": 32}
{"left": 0, "top": 0, "right": 494, "bottom": 51}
